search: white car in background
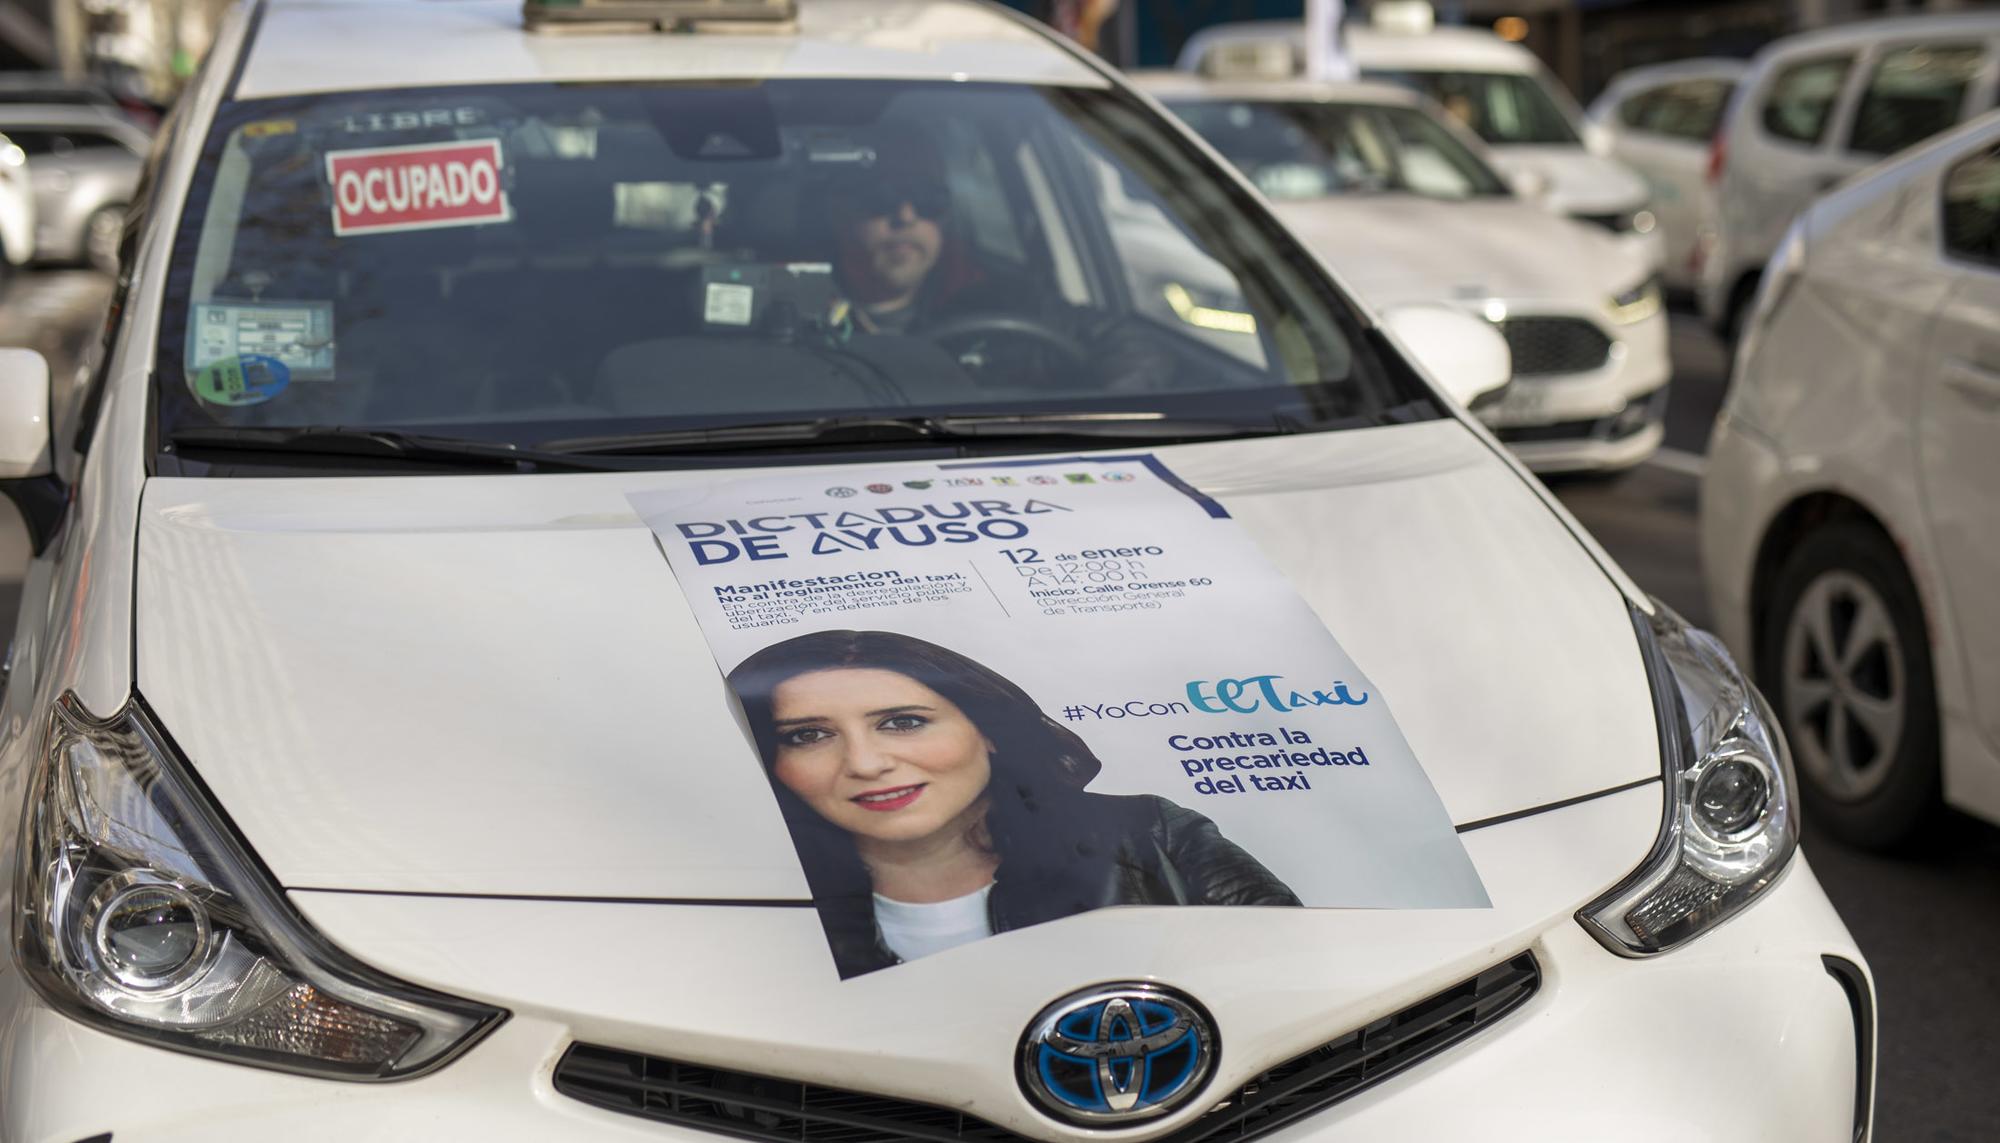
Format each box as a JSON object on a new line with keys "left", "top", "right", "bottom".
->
{"left": 0, "top": 130, "right": 35, "bottom": 273}
{"left": 0, "top": 0, "right": 1869, "bottom": 1138}
{"left": 1133, "top": 72, "right": 1669, "bottom": 473}
{"left": 1703, "top": 110, "right": 2000, "bottom": 848}
{"left": 1175, "top": 12, "right": 1661, "bottom": 259}
{"left": 1589, "top": 59, "right": 1746, "bottom": 293}
{"left": 1698, "top": 12, "right": 2000, "bottom": 340}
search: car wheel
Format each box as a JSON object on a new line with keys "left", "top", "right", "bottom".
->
{"left": 83, "top": 205, "right": 125, "bottom": 274}
{"left": 1759, "top": 522, "right": 1940, "bottom": 849}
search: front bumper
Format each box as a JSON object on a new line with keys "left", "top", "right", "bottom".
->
{"left": 1477, "top": 306, "right": 1672, "bottom": 474}
{"left": 0, "top": 855, "right": 1871, "bottom": 1142}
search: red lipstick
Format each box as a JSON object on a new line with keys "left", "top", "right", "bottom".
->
{"left": 851, "top": 783, "right": 926, "bottom": 812}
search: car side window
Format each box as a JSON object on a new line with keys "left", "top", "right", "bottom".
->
{"left": 1848, "top": 42, "right": 1987, "bottom": 157}
{"left": 1942, "top": 144, "right": 2000, "bottom": 267}
{"left": 1761, "top": 54, "right": 1854, "bottom": 145}
{"left": 1642, "top": 79, "right": 1734, "bottom": 142}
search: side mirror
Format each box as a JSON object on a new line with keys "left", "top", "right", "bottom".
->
{"left": 1582, "top": 120, "right": 1614, "bottom": 156}
{"left": 1379, "top": 304, "right": 1513, "bottom": 410}
{"left": 1508, "top": 166, "right": 1553, "bottom": 202}
{"left": 0, "top": 348, "right": 51, "bottom": 479}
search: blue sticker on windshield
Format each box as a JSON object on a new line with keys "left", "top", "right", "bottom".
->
{"left": 193, "top": 354, "right": 291, "bottom": 407}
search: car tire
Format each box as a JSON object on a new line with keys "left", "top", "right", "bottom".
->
{"left": 1757, "top": 521, "right": 1941, "bottom": 849}
{"left": 83, "top": 205, "right": 125, "bottom": 275}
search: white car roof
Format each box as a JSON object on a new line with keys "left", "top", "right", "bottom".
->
{"left": 1176, "top": 20, "right": 1542, "bottom": 77}
{"left": 1587, "top": 57, "right": 1746, "bottom": 120}
{"left": 1126, "top": 69, "right": 1424, "bottom": 109}
{"left": 234, "top": 0, "right": 1107, "bottom": 100}
{"left": 1755, "top": 10, "right": 2000, "bottom": 64}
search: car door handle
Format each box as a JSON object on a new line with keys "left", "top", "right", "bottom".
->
{"left": 1942, "top": 356, "right": 2000, "bottom": 409}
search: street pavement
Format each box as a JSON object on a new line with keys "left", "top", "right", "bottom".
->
{"left": 0, "top": 271, "right": 1991, "bottom": 1136}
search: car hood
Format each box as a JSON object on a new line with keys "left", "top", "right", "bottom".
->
{"left": 1486, "top": 144, "right": 1651, "bottom": 216}
{"left": 1270, "top": 195, "right": 1647, "bottom": 311}
{"left": 138, "top": 418, "right": 1658, "bottom": 901}
{"left": 139, "top": 421, "right": 1667, "bottom": 1135}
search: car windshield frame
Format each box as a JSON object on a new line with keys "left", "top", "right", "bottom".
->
{"left": 1164, "top": 97, "right": 1514, "bottom": 201}
{"left": 1363, "top": 68, "right": 1582, "bottom": 146}
{"left": 148, "top": 79, "right": 1438, "bottom": 475}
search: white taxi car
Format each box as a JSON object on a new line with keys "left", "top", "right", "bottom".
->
{"left": 1175, "top": 11, "right": 1661, "bottom": 259}
{"left": 1703, "top": 110, "right": 2000, "bottom": 848}
{"left": 0, "top": 1, "right": 1868, "bottom": 1140}
{"left": 1133, "top": 72, "right": 1669, "bottom": 473}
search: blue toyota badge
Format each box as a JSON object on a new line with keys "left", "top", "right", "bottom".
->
{"left": 1019, "top": 983, "right": 1217, "bottom": 1125}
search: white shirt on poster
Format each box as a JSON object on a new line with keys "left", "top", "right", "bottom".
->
{"left": 874, "top": 883, "right": 995, "bottom": 962}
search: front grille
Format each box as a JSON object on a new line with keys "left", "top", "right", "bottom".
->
{"left": 1572, "top": 211, "right": 1632, "bottom": 234}
{"left": 553, "top": 953, "right": 1539, "bottom": 1142}
{"left": 1495, "top": 317, "right": 1613, "bottom": 376}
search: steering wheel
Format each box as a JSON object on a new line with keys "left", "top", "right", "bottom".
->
{"left": 923, "top": 312, "right": 1091, "bottom": 372}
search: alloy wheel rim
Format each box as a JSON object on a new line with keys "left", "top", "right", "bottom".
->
{"left": 1781, "top": 570, "right": 1906, "bottom": 802}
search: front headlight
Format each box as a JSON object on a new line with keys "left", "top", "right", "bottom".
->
{"left": 1606, "top": 275, "right": 1663, "bottom": 325}
{"left": 1579, "top": 603, "right": 1800, "bottom": 955}
{"left": 12, "top": 693, "right": 506, "bottom": 1078}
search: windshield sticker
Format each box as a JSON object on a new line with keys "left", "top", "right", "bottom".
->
{"left": 192, "top": 354, "right": 290, "bottom": 407}
{"left": 241, "top": 119, "right": 296, "bottom": 139}
{"left": 704, "top": 282, "right": 755, "bottom": 327}
{"left": 339, "top": 107, "right": 484, "bottom": 134}
{"left": 188, "top": 300, "right": 335, "bottom": 378}
{"left": 325, "top": 139, "right": 511, "bottom": 237}
{"left": 631, "top": 456, "right": 1488, "bottom": 980}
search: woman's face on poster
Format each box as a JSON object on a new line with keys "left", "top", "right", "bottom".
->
{"left": 770, "top": 668, "right": 994, "bottom": 843}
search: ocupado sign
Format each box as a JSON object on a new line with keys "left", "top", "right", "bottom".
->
{"left": 325, "top": 139, "right": 511, "bottom": 236}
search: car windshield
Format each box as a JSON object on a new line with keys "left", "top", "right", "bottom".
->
{"left": 1164, "top": 99, "right": 1510, "bottom": 201}
{"left": 153, "top": 80, "right": 1426, "bottom": 465}
{"left": 1364, "top": 69, "right": 1580, "bottom": 146}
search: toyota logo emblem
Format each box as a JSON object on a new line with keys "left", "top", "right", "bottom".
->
{"left": 1018, "top": 983, "right": 1216, "bottom": 1125}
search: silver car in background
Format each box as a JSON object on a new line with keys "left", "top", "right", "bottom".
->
{"left": 0, "top": 106, "right": 149, "bottom": 271}
{"left": 1589, "top": 59, "right": 1745, "bottom": 293}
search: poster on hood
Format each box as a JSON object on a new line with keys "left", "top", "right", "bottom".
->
{"left": 631, "top": 455, "right": 1487, "bottom": 979}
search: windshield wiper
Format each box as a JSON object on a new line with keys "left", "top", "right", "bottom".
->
{"left": 538, "top": 412, "right": 1293, "bottom": 457}
{"left": 167, "top": 426, "right": 632, "bottom": 472}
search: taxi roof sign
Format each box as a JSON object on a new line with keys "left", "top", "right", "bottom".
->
{"left": 523, "top": 0, "right": 795, "bottom": 31}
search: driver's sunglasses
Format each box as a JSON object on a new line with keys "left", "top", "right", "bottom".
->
{"left": 839, "top": 179, "right": 952, "bottom": 223}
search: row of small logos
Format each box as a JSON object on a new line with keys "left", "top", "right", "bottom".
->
{"left": 826, "top": 471, "right": 1136, "bottom": 497}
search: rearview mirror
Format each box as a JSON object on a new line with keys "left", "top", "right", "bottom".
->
{"left": 1379, "top": 305, "right": 1512, "bottom": 410}
{"left": 0, "top": 348, "right": 51, "bottom": 479}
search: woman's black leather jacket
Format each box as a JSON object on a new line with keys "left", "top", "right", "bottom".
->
{"left": 820, "top": 792, "right": 1299, "bottom": 977}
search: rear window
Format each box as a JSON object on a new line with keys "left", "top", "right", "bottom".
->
{"left": 1848, "top": 42, "right": 1985, "bottom": 157}
{"left": 1760, "top": 54, "right": 1853, "bottom": 145}
{"left": 1630, "top": 78, "right": 1735, "bottom": 142}
{"left": 1363, "top": 69, "right": 1581, "bottom": 146}
{"left": 1942, "top": 143, "right": 2000, "bottom": 265}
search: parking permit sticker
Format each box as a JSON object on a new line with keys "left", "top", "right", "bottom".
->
{"left": 704, "top": 282, "right": 755, "bottom": 326}
{"left": 189, "top": 300, "right": 335, "bottom": 378}
{"left": 193, "top": 354, "right": 291, "bottom": 406}
{"left": 325, "top": 139, "right": 511, "bottom": 237}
